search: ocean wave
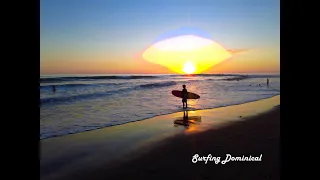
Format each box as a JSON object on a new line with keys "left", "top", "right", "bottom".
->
{"left": 39, "top": 75, "right": 279, "bottom": 105}
{"left": 205, "top": 75, "right": 279, "bottom": 81}
{"left": 139, "top": 81, "right": 177, "bottom": 88}
{"left": 193, "top": 74, "right": 279, "bottom": 79}
{"left": 247, "top": 74, "right": 280, "bottom": 78}
{"left": 40, "top": 87, "right": 134, "bottom": 105}
{"left": 40, "top": 75, "right": 159, "bottom": 83}
{"left": 220, "top": 75, "right": 250, "bottom": 81}
{"left": 40, "top": 74, "right": 279, "bottom": 84}
{"left": 40, "top": 82, "right": 124, "bottom": 89}
{"left": 40, "top": 81, "right": 178, "bottom": 105}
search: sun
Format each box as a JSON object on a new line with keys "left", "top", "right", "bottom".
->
{"left": 183, "top": 61, "right": 196, "bottom": 74}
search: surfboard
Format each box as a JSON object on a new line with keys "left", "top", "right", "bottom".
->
{"left": 172, "top": 90, "right": 200, "bottom": 99}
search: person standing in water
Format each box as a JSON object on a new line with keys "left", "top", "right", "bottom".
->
{"left": 52, "top": 85, "right": 56, "bottom": 92}
{"left": 267, "top": 78, "right": 269, "bottom": 86}
{"left": 182, "top": 84, "right": 188, "bottom": 109}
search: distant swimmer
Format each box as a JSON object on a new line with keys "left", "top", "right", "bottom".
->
{"left": 258, "top": 84, "right": 261, "bottom": 87}
{"left": 52, "top": 85, "right": 56, "bottom": 92}
{"left": 182, "top": 84, "right": 188, "bottom": 109}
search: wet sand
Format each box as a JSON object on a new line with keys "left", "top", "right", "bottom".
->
{"left": 40, "top": 95, "right": 280, "bottom": 180}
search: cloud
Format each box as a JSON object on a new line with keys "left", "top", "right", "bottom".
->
{"left": 227, "top": 49, "right": 249, "bottom": 55}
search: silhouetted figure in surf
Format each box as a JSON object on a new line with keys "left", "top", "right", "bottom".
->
{"left": 267, "top": 79, "right": 269, "bottom": 86}
{"left": 52, "top": 85, "right": 56, "bottom": 92}
{"left": 182, "top": 85, "right": 188, "bottom": 109}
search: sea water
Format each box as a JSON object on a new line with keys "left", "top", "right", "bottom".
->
{"left": 40, "top": 74, "right": 280, "bottom": 139}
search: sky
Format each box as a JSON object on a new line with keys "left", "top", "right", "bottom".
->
{"left": 40, "top": 0, "right": 280, "bottom": 74}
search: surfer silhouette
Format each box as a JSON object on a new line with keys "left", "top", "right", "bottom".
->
{"left": 182, "top": 84, "right": 188, "bottom": 109}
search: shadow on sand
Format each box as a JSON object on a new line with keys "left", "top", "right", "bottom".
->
{"left": 173, "top": 110, "right": 201, "bottom": 128}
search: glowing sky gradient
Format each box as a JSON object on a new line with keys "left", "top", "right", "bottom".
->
{"left": 143, "top": 35, "right": 231, "bottom": 74}
{"left": 40, "top": 0, "right": 280, "bottom": 74}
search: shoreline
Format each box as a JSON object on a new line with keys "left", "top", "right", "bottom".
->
{"left": 40, "top": 94, "right": 280, "bottom": 140}
{"left": 40, "top": 95, "right": 280, "bottom": 180}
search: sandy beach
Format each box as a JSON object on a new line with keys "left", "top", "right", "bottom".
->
{"left": 40, "top": 95, "right": 280, "bottom": 180}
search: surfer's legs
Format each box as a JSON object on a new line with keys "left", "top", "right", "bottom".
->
{"left": 182, "top": 102, "right": 187, "bottom": 109}
{"left": 182, "top": 98, "right": 187, "bottom": 109}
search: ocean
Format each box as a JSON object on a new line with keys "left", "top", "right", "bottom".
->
{"left": 40, "top": 74, "right": 280, "bottom": 139}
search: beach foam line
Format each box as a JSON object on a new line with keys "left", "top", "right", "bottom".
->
{"left": 40, "top": 95, "right": 280, "bottom": 180}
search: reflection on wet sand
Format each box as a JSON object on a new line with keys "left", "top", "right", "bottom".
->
{"left": 173, "top": 111, "right": 201, "bottom": 129}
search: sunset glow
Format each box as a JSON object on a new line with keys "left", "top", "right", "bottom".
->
{"left": 41, "top": 0, "right": 280, "bottom": 74}
{"left": 142, "top": 35, "right": 232, "bottom": 74}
